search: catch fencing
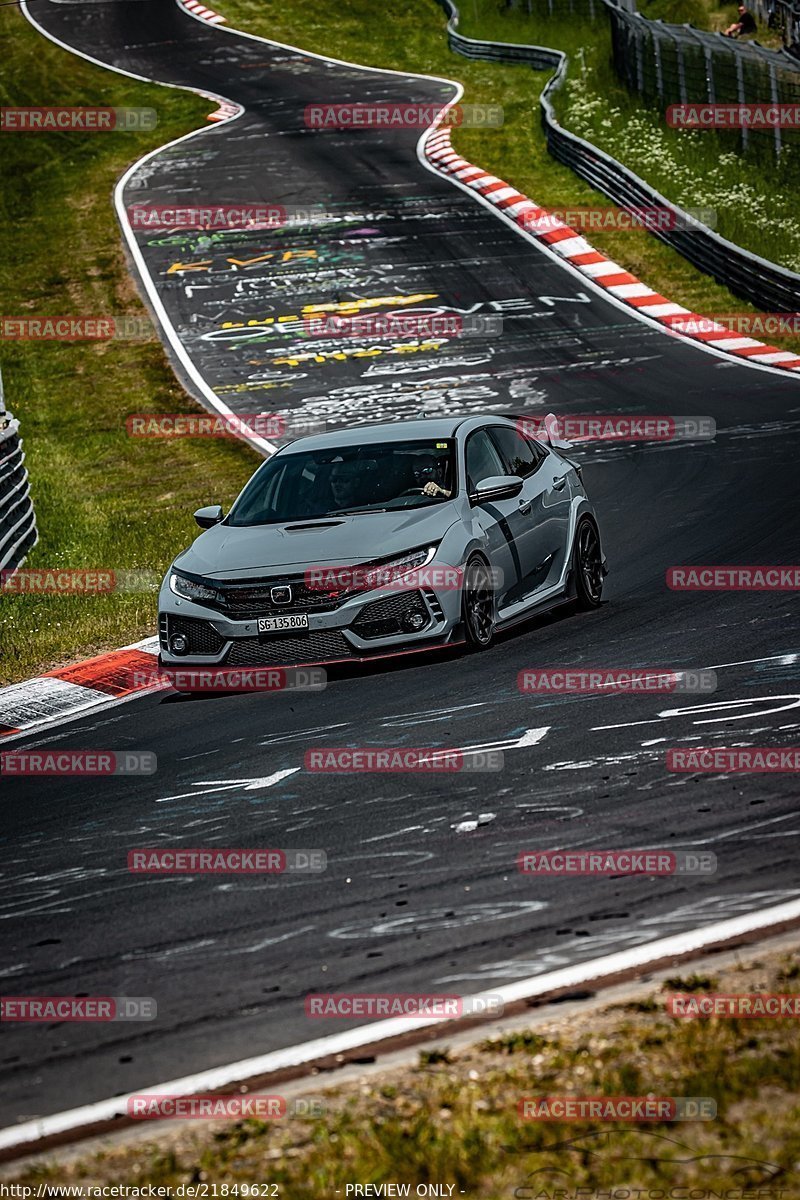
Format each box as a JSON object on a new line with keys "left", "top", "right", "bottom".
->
{"left": 607, "top": 6, "right": 800, "bottom": 157}
{"left": 500, "top": 0, "right": 800, "bottom": 156}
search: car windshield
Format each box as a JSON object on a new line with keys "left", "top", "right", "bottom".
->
{"left": 226, "top": 439, "right": 457, "bottom": 527}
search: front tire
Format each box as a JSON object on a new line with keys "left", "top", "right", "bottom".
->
{"left": 462, "top": 555, "right": 496, "bottom": 650}
{"left": 572, "top": 518, "right": 604, "bottom": 609}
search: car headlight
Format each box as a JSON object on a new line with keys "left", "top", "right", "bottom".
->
{"left": 169, "top": 571, "right": 221, "bottom": 604}
{"left": 360, "top": 546, "right": 437, "bottom": 592}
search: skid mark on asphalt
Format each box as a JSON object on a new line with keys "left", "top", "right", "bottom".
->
{"left": 435, "top": 889, "right": 800, "bottom": 983}
{"left": 328, "top": 900, "right": 548, "bottom": 939}
{"left": 218, "top": 926, "right": 315, "bottom": 956}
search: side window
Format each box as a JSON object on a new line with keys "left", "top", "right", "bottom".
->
{"left": 465, "top": 430, "right": 506, "bottom": 492}
{"left": 488, "top": 426, "right": 545, "bottom": 478}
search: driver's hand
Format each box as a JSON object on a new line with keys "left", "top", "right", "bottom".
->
{"left": 422, "top": 481, "right": 447, "bottom": 496}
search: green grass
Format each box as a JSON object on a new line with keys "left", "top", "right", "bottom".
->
{"left": 0, "top": 11, "right": 258, "bottom": 685}
{"left": 8, "top": 949, "right": 800, "bottom": 1196}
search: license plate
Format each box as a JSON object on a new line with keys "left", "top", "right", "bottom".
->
{"left": 257, "top": 613, "right": 309, "bottom": 635}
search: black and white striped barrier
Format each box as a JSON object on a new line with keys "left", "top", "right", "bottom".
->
{"left": 0, "top": 406, "right": 37, "bottom": 572}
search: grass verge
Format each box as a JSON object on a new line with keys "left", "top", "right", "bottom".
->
{"left": 0, "top": 10, "right": 258, "bottom": 686}
{"left": 7, "top": 946, "right": 800, "bottom": 1194}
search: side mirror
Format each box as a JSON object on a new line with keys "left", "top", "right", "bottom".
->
{"left": 193, "top": 504, "right": 224, "bottom": 529}
{"left": 470, "top": 475, "right": 524, "bottom": 505}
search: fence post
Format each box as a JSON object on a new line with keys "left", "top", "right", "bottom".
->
{"left": 734, "top": 50, "right": 749, "bottom": 151}
{"left": 704, "top": 45, "right": 716, "bottom": 101}
{"left": 635, "top": 19, "right": 645, "bottom": 90}
{"left": 653, "top": 26, "right": 664, "bottom": 97}
{"left": 675, "top": 34, "right": 688, "bottom": 102}
{"left": 769, "top": 61, "right": 782, "bottom": 156}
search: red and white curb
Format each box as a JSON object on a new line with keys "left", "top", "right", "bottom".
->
{"left": 207, "top": 99, "right": 240, "bottom": 123}
{"left": 424, "top": 127, "right": 800, "bottom": 374}
{"left": 179, "top": 0, "right": 226, "bottom": 25}
{"left": 0, "top": 637, "right": 165, "bottom": 740}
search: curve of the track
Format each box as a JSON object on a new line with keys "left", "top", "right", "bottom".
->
{"left": 2, "top": 0, "right": 800, "bottom": 1129}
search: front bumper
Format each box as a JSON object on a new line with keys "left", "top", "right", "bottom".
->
{"left": 158, "top": 578, "right": 462, "bottom": 669}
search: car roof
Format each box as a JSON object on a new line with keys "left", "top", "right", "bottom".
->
{"left": 280, "top": 415, "right": 512, "bottom": 454}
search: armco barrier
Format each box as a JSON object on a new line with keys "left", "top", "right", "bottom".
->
{"left": 435, "top": 0, "right": 800, "bottom": 312}
{"left": 0, "top": 411, "right": 37, "bottom": 571}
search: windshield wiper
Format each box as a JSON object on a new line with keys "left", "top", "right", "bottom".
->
{"left": 327, "top": 507, "right": 388, "bottom": 516}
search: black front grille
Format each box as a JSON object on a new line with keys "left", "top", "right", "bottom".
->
{"left": 225, "top": 629, "right": 354, "bottom": 667}
{"left": 167, "top": 615, "right": 225, "bottom": 656}
{"left": 210, "top": 577, "right": 343, "bottom": 620}
{"left": 352, "top": 590, "right": 430, "bottom": 639}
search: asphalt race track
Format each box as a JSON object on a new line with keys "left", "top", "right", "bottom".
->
{"left": 2, "top": 0, "right": 800, "bottom": 1131}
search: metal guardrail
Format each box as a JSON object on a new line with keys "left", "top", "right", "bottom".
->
{"left": 0, "top": 406, "right": 37, "bottom": 573}
{"left": 434, "top": 0, "right": 800, "bottom": 311}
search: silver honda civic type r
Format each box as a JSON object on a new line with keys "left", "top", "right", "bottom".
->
{"left": 158, "top": 414, "right": 607, "bottom": 672}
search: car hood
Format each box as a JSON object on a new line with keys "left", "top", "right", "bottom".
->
{"left": 173, "top": 504, "right": 461, "bottom": 579}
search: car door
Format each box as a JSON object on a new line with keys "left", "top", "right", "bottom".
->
{"left": 487, "top": 425, "right": 572, "bottom": 602}
{"left": 464, "top": 427, "right": 535, "bottom": 612}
